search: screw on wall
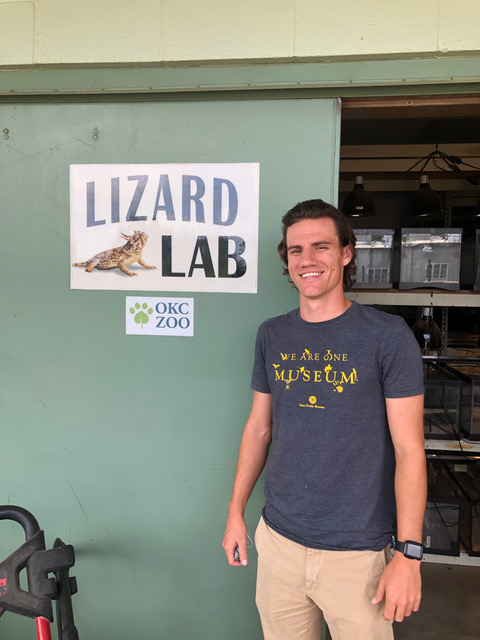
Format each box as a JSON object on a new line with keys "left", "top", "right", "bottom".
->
{"left": 92, "top": 128, "right": 99, "bottom": 141}
{"left": 3, "top": 128, "right": 9, "bottom": 140}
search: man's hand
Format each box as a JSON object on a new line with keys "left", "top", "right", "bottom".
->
{"left": 222, "top": 514, "right": 249, "bottom": 566}
{"left": 371, "top": 552, "right": 422, "bottom": 622}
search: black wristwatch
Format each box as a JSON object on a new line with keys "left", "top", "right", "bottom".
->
{"left": 393, "top": 537, "right": 424, "bottom": 560}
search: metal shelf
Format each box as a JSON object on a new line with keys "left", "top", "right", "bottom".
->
{"left": 425, "top": 439, "right": 480, "bottom": 454}
{"left": 346, "top": 289, "right": 480, "bottom": 307}
{"left": 423, "top": 551, "right": 480, "bottom": 566}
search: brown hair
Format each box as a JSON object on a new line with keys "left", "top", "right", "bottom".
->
{"left": 277, "top": 199, "right": 357, "bottom": 290}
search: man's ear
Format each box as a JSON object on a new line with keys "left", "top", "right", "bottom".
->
{"left": 343, "top": 245, "right": 353, "bottom": 265}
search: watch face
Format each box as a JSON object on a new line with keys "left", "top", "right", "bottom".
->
{"left": 404, "top": 542, "right": 423, "bottom": 560}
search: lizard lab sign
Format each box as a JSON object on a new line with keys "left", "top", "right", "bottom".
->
{"left": 70, "top": 163, "right": 259, "bottom": 292}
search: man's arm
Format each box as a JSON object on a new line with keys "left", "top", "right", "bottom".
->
{"left": 222, "top": 390, "right": 272, "bottom": 567}
{"left": 372, "top": 394, "right": 426, "bottom": 622}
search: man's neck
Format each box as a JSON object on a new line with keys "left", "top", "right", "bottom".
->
{"left": 299, "top": 294, "right": 352, "bottom": 323}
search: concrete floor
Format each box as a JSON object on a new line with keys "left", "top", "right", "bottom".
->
{"left": 325, "top": 561, "right": 480, "bottom": 640}
{"left": 394, "top": 562, "right": 480, "bottom": 640}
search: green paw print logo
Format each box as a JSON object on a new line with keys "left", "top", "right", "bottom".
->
{"left": 130, "top": 302, "right": 153, "bottom": 328}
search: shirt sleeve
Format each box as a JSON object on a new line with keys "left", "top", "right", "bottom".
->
{"left": 381, "top": 317, "right": 424, "bottom": 399}
{"left": 250, "top": 322, "right": 271, "bottom": 393}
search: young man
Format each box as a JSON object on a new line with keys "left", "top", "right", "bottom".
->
{"left": 222, "top": 199, "right": 426, "bottom": 640}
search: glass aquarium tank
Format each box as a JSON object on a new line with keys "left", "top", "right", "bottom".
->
{"left": 423, "top": 361, "right": 463, "bottom": 439}
{"left": 353, "top": 229, "right": 394, "bottom": 289}
{"left": 400, "top": 228, "right": 462, "bottom": 289}
{"left": 441, "top": 361, "right": 480, "bottom": 441}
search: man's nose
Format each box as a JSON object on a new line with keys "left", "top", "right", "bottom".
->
{"left": 300, "top": 248, "right": 316, "bottom": 266}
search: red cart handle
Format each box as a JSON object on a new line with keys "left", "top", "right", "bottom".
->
{"left": 0, "top": 506, "right": 79, "bottom": 639}
{"left": 36, "top": 616, "right": 52, "bottom": 640}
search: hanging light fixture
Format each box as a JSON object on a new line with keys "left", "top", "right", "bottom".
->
{"left": 406, "top": 145, "right": 480, "bottom": 186}
{"left": 342, "top": 176, "right": 376, "bottom": 217}
{"left": 411, "top": 174, "right": 443, "bottom": 218}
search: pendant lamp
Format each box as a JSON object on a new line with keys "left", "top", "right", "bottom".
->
{"left": 411, "top": 175, "right": 443, "bottom": 218}
{"left": 342, "top": 176, "right": 376, "bottom": 217}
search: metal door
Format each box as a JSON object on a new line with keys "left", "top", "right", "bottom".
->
{"left": 0, "top": 97, "right": 340, "bottom": 639}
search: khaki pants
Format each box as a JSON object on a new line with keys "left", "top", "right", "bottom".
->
{"left": 255, "top": 517, "right": 394, "bottom": 640}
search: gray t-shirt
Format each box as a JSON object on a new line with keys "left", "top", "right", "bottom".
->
{"left": 251, "top": 302, "right": 424, "bottom": 551}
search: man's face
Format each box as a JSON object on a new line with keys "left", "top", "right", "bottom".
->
{"left": 286, "top": 217, "right": 352, "bottom": 304}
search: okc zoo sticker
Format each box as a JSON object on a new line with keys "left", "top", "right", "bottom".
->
{"left": 126, "top": 297, "right": 194, "bottom": 336}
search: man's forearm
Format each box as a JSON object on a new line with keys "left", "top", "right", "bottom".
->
{"left": 223, "top": 391, "right": 272, "bottom": 566}
{"left": 386, "top": 394, "right": 427, "bottom": 543}
{"left": 228, "top": 421, "right": 271, "bottom": 517}
{"left": 394, "top": 445, "right": 427, "bottom": 542}
{"left": 372, "top": 443, "right": 426, "bottom": 621}
{"left": 375, "top": 395, "right": 426, "bottom": 621}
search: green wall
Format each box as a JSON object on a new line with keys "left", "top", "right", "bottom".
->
{"left": 0, "top": 97, "right": 340, "bottom": 639}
